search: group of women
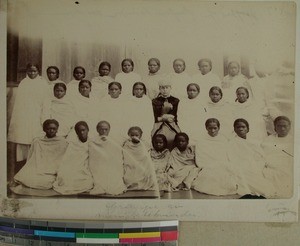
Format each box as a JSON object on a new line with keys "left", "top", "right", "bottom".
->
{"left": 7, "top": 57, "right": 294, "bottom": 198}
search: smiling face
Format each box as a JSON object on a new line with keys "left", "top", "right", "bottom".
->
{"left": 206, "top": 122, "right": 219, "bottom": 137}
{"left": 133, "top": 84, "right": 145, "bottom": 98}
{"left": 275, "top": 119, "right": 291, "bottom": 137}
{"left": 236, "top": 88, "right": 248, "bottom": 103}
{"left": 99, "top": 65, "right": 110, "bottom": 76}
{"left": 76, "top": 125, "right": 89, "bottom": 142}
{"left": 79, "top": 82, "right": 91, "bottom": 98}
{"left": 122, "top": 60, "right": 133, "bottom": 73}
{"left": 44, "top": 123, "right": 58, "bottom": 138}
{"left": 234, "top": 121, "right": 249, "bottom": 139}
{"left": 209, "top": 89, "right": 222, "bottom": 103}
{"left": 173, "top": 60, "right": 185, "bottom": 74}
{"left": 27, "top": 66, "right": 39, "bottom": 79}
{"left": 187, "top": 84, "right": 199, "bottom": 99}
{"left": 199, "top": 61, "right": 211, "bottom": 75}
{"left": 109, "top": 84, "right": 121, "bottom": 98}
{"left": 73, "top": 68, "right": 85, "bottom": 80}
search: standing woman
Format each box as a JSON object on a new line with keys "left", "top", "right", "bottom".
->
{"left": 8, "top": 63, "right": 49, "bottom": 162}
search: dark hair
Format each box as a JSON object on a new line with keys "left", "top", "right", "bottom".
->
{"left": 96, "top": 121, "right": 111, "bottom": 131}
{"left": 148, "top": 58, "right": 161, "bottom": 67}
{"left": 132, "top": 82, "right": 147, "bottom": 96}
{"left": 99, "top": 61, "right": 111, "bottom": 72}
{"left": 236, "top": 87, "right": 249, "bottom": 98}
{"left": 174, "top": 132, "right": 189, "bottom": 145}
{"left": 274, "top": 116, "right": 291, "bottom": 126}
{"left": 79, "top": 79, "right": 92, "bottom": 88}
{"left": 173, "top": 58, "right": 186, "bottom": 71}
{"left": 205, "top": 118, "right": 220, "bottom": 128}
{"left": 187, "top": 83, "right": 200, "bottom": 92}
{"left": 128, "top": 126, "right": 143, "bottom": 136}
{"left": 26, "top": 63, "right": 40, "bottom": 72}
{"left": 108, "top": 81, "right": 122, "bottom": 90}
{"left": 53, "top": 82, "right": 67, "bottom": 92}
{"left": 152, "top": 134, "right": 167, "bottom": 149}
{"left": 73, "top": 66, "right": 86, "bottom": 75}
{"left": 209, "top": 86, "right": 223, "bottom": 98}
{"left": 233, "top": 118, "right": 249, "bottom": 130}
{"left": 42, "top": 119, "right": 59, "bottom": 131}
{"left": 75, "top": 121, "right": 89, "bottom": 133}
{"left": 198, "top": 58, "right": 212, "bottom": 70}
{"left": 121, "top": 58, "right": 134, "bottom": 68}
{"left": 47, "top": 66, "right": 60, "bottom": 76}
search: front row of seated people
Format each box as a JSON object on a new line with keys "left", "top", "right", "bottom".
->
{"left": 12, "top": 115, "right": 293, "bottom": 199}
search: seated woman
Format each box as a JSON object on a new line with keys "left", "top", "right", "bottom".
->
{"left": 192, "top": 118, "right": 238, "bottom": 196}
{"left": 14, "top": 119, "right": 68, "bottom": 189}
{"left": 228, "top": 118, "right": 275, "bottom": 198}
{"left": 53, "top": 121, "right": 93, "bottom": 195}
{"left": 123, "top": 126, "right": 158, "bottom": 191}
{"left": 88, "top": 121, "right": 127, "bottom": 195}
{"left": 150, "top": 134, "right": 170, "bottom": 191}
{"left": 261, "top": 116, "right": 293, "bottom": 198}
{"left": 167, "top": 133, "right": 200, "bottom": 190}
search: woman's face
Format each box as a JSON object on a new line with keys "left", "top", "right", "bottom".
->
{"left": 79, "top": 82, "right": 91, "bottom": 98}
{"left": 133, "top": 84, "right": 145, "bottom": 98}
{"left": 176, "top": 135, "right": 188, "bottom": 151}
{"left": 122, "top": 61, "right": 133, "bottom": 73}
{"left": 44, "top": 123, "right": 58, "bottom": 138}
{"left": 76, "top": 125, "right": 89, "bottom": 142}
{"left": 275, "top": 119, "right": 291, "bottom": 137}
{"left": 187, "top": 85, "right": 199, "bottom": 99}
{"left": 173, "top": 60, "right": 185, "bottom": 74}
{"left": 73, "top": 68, "right": 85, "bottom": 80}
{"left": 47, "top": 68, "right": 59, "bottom": 81}
{"left": 236, "top": 88, "right": 248, "bottom": 103}
{"left": 206, "top": 122, "right": 219, "bottom": 137}
{"left": 148, "top": 60, "right": 160, "bottom": 74}
{"left": 199, "top": 61, "right": 211, "bottom": 75}
{"left": 228, "top": 62, "right": 239, "bottom": 77}
{"left": 54, "top": 86, "right": 66, "bottom": 99}
{"left": 234, "top": 121, "right": 248, "bottom": 139}
{"left": 153, "top": 137, "right": 166, "bottom": 152}
{"left": 27, "top": 66, "right": 39, "bottom": 79}
{"left": 109, "top": 84, "right": 121, "bottom": 98}
{"left": 99, "top": 65, "right": 110, "bottom": 76}
{"left": 97, "top": 123, "right": 110, "bottom": 136}
{"left": 159, "top": 85, "right": 171, "bottom": 97}
{"left": 209, "top": 89, "right": 222, "bottom": 103}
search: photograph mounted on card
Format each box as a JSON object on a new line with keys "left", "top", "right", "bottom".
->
{"left": 1, "top": 0, "right": 298, "bottom": 222}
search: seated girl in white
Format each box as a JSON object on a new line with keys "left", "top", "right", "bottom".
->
{"left": 53, "top": 121, "right": 93, "bottom": 195}
{"left": 123, "top": 126, "right": 158, "bottom": 191}
{"left": 115, "top": 58, "right": 142, "bottom": 97}
{"left": 67, "top": 66, "right": 86, "bottom": 99}
{"left": 192, "top": 118, "right": 238, "bottom": 196}
{"left": 91, "top": 61, "right": 114, "bottom": 101}
{"left": 89, "top": 121, "right": 127, "bottom": 195}
{"left": 261, "top": 116, "right": 293, "bottom": 198}
{"left": 150, "top": 134, "right": 171, "bottom": 191}
{"left": 46, "top": 66, "right": 65, "bottom": 97}
{"left": 167, "top": 133, "right": 200, "bottom": 190}
{"left": 14, "top": 119, "right": 68, "bottom": 189}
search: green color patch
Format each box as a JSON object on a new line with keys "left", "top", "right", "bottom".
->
{"left": 76, "top": 233, "right": 119, "bottom": 239}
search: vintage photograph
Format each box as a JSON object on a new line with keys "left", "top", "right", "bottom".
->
{"left": 2, "top": 0, "right": 298, "bottom": 221}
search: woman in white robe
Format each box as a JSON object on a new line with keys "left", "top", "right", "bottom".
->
{"left": 8, "top": 63, "right": 49, "bottom": 161}
{"left": 66, "top": 66, "right": 86, "bottom": 99}
{"left": 192, "top": 118, "right": 238, "bottom": 196}
{"left": 46, "top": 66, "right": 66, "bottom": 97}
{"left": 228, "top": 118, "right": 275, "bottom": 198}
{"left": 53, "top": 121, "right": 93, "bottom": 195}
{"left": 192, "top": 58, "right": 221, "bottom": 104}
{"left": 261, "top": 116, "right": 293, "bottom": 198}
{"left": 115, "top": 59, "right": 142, "bottom": 97}
{"left": 89, "top": 121, "right": 127, "bottom": 195}
{"left": 177, "top": 83, "right": 206, "bottom": 144}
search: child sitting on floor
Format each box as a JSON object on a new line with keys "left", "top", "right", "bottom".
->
{"left": 88, "top": 121, "right": 127, "bottom": 195}
{"left": 167, "top": 133, "right": 200, "bottom": 190}
{"left": 150, "top": 134, "right": 171, "bottom": 191}
{"left": 123, "top": 126, "right": 158, "bottom": 191}
{"left": 53, "top": 121, "right": 93, "bottom": 195}
{"left": 14, "top": 119, "right": 68, "bottom": 190}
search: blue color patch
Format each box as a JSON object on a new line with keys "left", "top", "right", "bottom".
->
{"left": 34, "top": 230, "right": 75, "bottom": 238}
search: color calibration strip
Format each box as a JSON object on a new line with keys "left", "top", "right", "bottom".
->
{"left": 0, "top": 218, "right": 178, "bottom": 244}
